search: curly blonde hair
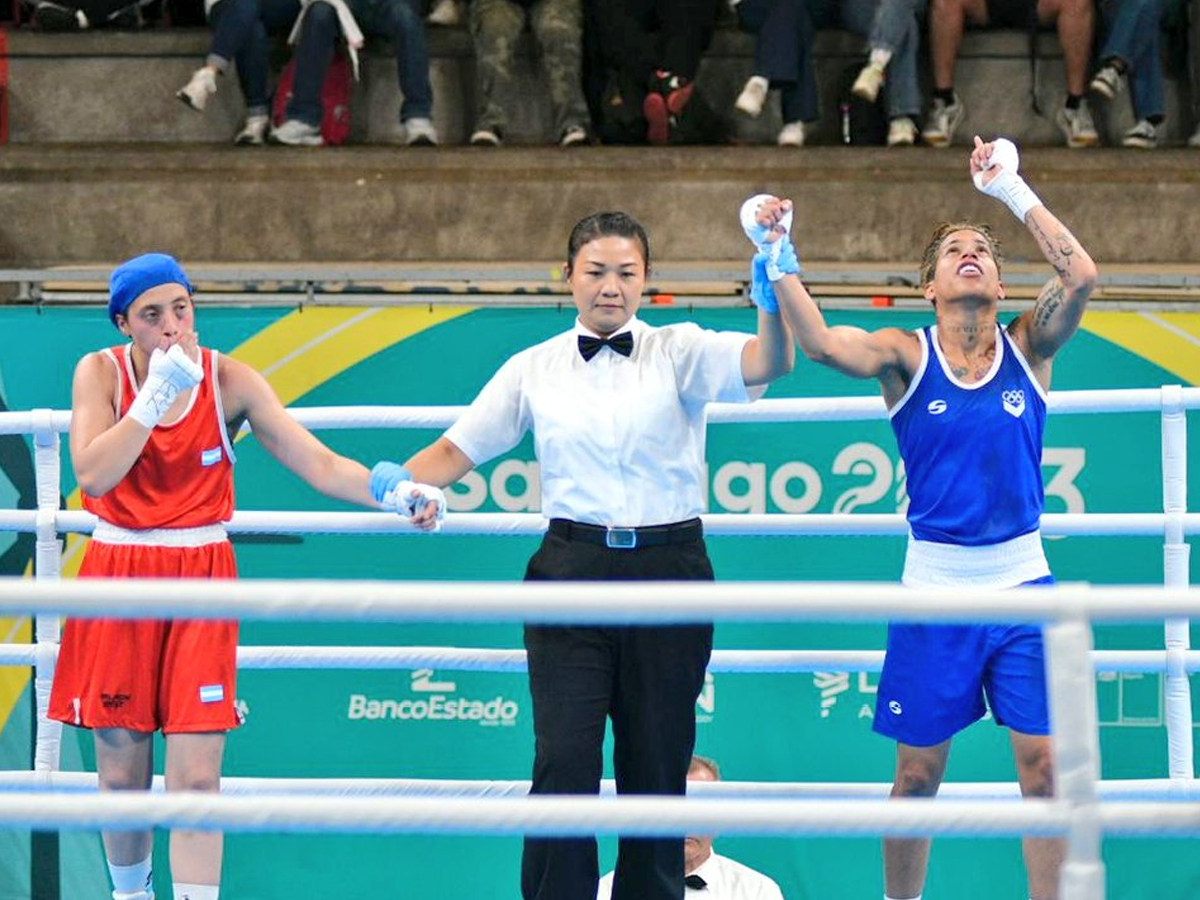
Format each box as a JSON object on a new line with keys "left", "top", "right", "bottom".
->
{"left": 918, "top": 221, "right": 1004, "bottom": 289}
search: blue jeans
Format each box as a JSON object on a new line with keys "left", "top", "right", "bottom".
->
{"left": 208, "top": 0, "right": 300, "bottom": 116}
{"left": 288, "top": 0, "right": 432, "bottom": 125}
{"left": 1099, "top": 0, "right": 1165, "bottom": 120}
{"left": 855, "top": 0, "right": 925, "bottom": 119}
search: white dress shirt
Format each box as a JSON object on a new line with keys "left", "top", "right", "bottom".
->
{"left": 596, "top": 852, "right": 786, "bottom": 900}
{"left": 445, "top": 316, "right": 754, "bottom": 527}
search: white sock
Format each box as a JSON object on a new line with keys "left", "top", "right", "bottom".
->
{"left": 884, "top": 895, "right": 921, "bottom": 900}
{"left": 869, "top": 48, "right": 893, "bottom": 69}
{"left": 109, "top": 856, "right": 152, "bottom": 895}
{"left": 174, "top": 885, "right": 218, "bottom": 900}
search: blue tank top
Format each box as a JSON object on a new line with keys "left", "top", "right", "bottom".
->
{"left": 889, "top": 325, "right": 1047, "bottom": 546}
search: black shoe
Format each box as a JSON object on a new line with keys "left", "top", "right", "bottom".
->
{"left": 35, "top": 1, "right": 88, "bottom": 29}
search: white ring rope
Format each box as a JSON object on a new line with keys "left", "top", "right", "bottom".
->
{"left": 4, "top": 644, "right": 1200, "bottom": 674}
{"left": 0, "top": 387, "right": 1197, "bottom": 436}
{"left": 1, "top": 771, "right": 1196, "bottom": 801}
{"left": 0, "top": 578, "right": 1197, "bottom": 623}
{"left": 1, "top": 509, "right": 1198, "bottom": 538}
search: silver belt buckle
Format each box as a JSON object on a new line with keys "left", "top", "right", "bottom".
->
{"left": 605, "top": 527, "right": 637, "bottom": 550}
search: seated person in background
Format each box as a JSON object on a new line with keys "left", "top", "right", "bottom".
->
{"left": 597, "top": 755, "right": 787, "bottom": 900}
{"left": 1089, "top": 0, "right": 1167, "bottom": 148}
{"left": 272, "top": 0, "right": 438, "bottom": 146}
{"left": 923, "top": 0, "right": 1098, "bottom": 148}
{"left": 584, "top": 0, "right": 721, "bottom": 145}
{"left": 31, "top": 0, "right": 149, "bottom": 29}
{"left": 176, "top": 0, "right": 302, "bottom": 146}
{"left": 732, "top": 0, "right": 924, "bottom": 147}
{"left": 468, "top": 0, "right": 593, "bottom": 147}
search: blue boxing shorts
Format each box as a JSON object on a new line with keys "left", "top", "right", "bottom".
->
{"left": 873, "top": 575, "right": 1054, "bottom": 747}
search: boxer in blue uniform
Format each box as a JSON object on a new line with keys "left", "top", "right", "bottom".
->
{"left": 741, "top": 135, "right": 1098, "bottom": 900}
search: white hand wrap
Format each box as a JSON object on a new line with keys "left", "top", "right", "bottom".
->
{"left": 739, "top": 194, "right": 798, "bottom": 281}
{"left": 383, "top": 480, "right": 447, "bottom": 530}
{"left": 972, "top": 137, "right": 1042, "bottom": 223}
{"left": 126, "top": 344, "right": 204, "bottom": 429}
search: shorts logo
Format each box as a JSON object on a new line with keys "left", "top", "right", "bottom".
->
{"left": 888, "top": 700, "right": 903, "bottom": 715}
{"left": 199, "top": 684, "right": 224, "bottom": 703}
{"left": 927, "top": 400, "right": 947, "bottom": 416}
{"left": 100, "top": 692, "right": 130, "bottom": 709}
{"left": 1002, "top": 389, "right": 1026, "bottom": 418}
{"left": 201, "top": 447, "right": 223, "bottom": 467}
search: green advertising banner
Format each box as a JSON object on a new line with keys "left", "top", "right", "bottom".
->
{"left": 0, "top": 305, "right": 1197, "bottom": 900}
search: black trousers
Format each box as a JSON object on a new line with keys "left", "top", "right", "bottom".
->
{"left": 520, "top": 525, "right": 714, "bottom": 900}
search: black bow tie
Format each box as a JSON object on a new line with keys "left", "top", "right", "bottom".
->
{"left": 685, "top": 874, "right": 707, "bottom": 890}
{"left": 578, "top": 331, "right": 634, "bottom": 362}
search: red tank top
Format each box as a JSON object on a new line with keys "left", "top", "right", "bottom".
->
{"left": 83, "top": 345, "right": 236, "bottom": 529}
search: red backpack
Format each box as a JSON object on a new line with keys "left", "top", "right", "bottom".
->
{"left": 272, "top": 48, "right": 352, "bottom": 146}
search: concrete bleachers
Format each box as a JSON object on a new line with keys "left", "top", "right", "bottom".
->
{"left": 4, "top": 24, "right": 1194, "bottom": 145}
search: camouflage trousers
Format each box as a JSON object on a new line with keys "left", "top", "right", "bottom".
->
{"left": 469, "top": 0, "right": 591, "bottom": 138}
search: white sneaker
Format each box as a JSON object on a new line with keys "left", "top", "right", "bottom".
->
{"left": 403, "top": 117, "right": 439, "bottom": 146}
{"left": 176, "top": 67, "right": 217, "bottom": 112}
{"left": 1089, "top": 64, "right": 1123, "bottom": 101}
{"left": 887, "top": 116, "right": 918, "bottom": 147}
{"left": 1190, "top": 125, "right": 1200, "bottom": 148}
{"left": 559, "top": 124, "right": 589, "bottom": 147}
{"left": 777, "top": 121, "right": 805, "bottom": 147}
{"left": 470, "top": 127, "right": 502, "bottom": 146}
{"left": 852, "top": 62, "right": 886, "bottom": 103}
{"left": 735, "top": 76, "right": 769, "bottom": 119}
{"left": 270, "top": 119, "right": 324, "bottom": 146}
{"left": 234, "top": 114, "right": 269, "bottom": 146}
{"left": 426, "top": 0, "right": 460, "bottom": 25}
{"left": 1121, "top": 118, "right": 1158, "bottom": 149}
{"left": 922, "top": 94, "right": 963, "bottom": 148}
{"left": 1056, "top": 100, "right": 1099, "bottom": 148}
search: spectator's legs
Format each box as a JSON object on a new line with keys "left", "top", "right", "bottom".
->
{"left": 586, "top": 0, "right": 658, "bottom": 86}
{"left": 285, "top": 0, "right": 340, "bottom": 126}
{"left": 842, "top": 0, "right": 923, "bottom": 120}
{"left": 1097, "top": 0, "right": 1163, "bottom": 120}
{"left": 531, "top": 0, "right": 591, "bottom": 136}
{"left": 1038, "top": 0, "right": 1093, "bottom": 96}
{"left": 656, "top": 0, "right": 716, "bottom": 81}
{"left": 356, "top": 0, "right": 433, "bottom": 121}
{"left": 244, "top": 0, "right": 302, "bottom": 114}
{"left": 469, "top": 0, "right": 525, "bottom": 136}
{"left": 928, "top": 0, "right": 985, "bottom": 90}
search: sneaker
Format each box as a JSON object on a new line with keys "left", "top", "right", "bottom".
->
{"left": 1089, "top": 64, "right": 1123, "bottom": 101}
{"left": 735, "top": 75, "right": 769, "bottom": 119}
{"left": 777, "top": 121, "right": 805, "bottom": 147}
{"left": 852, "top": 62, "right": 886, "bottom": 104}
{"left": 887, "top": 116, "right": 918, "bottom": 147}
{"left": 1056, "top": 100, "right": 1099, "bottom": 148}
{"left": 269, "top": 119, "right": 324, "bottom": 147}
{"left": 1190, "top": 125, "right": 1200, "bottom": 148}
{"left": 426, "top": 0, "right": 460, "bottom": 25}
{"left": 402, "top": 117, "right": 439, "bottom": 146}
{"left": 1121, "top": 118, "right": 1159, "bottom": 149}
{"left": 176, "top": 67, "right": 217, "bottom": 112}
{"left": 470, "top": 127, "right": 502, "bottom": 146}
{"left": 922, "top": 94, "right": 963, "bottom": 148}
{"left": 34, "top": 1, "right": 88, "bottom": 29}
{"left": 559, "top": 124, "right": 589, "bottom": 147}
{"left": 643, "top": 70, "right": 694, "bottom": 145}
{"left": 234, "top": 114, "right": 269, "bottom": 146}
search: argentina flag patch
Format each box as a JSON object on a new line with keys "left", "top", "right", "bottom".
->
{"left": 201, "top": 447, "right": 223, "bottom": 467}
{"left": 199, "top": 684, "right": 224, "bottom": 703}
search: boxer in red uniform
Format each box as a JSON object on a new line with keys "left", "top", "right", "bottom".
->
{"left": 47, "top": 253, "right": 433, "bottom": 900}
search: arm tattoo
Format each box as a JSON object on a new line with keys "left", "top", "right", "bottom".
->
{"left": 1033, "top": 280, "right": 1066, "bottom": 329}
{"left": 1029, "top": 218, "right": 1077, "bottom": 282}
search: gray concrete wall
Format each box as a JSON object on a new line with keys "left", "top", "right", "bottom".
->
{"left": 6, "top": 28, "right": 1195, "bottom": 145}
{"left": 3, "top": 144, "right": 1199, "bottom": 265}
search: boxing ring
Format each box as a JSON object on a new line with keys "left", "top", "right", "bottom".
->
{"left": 0, "top": 385, "right": 1197, "bottom": 900}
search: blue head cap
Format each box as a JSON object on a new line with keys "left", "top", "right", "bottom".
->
{"left": 108, "top": 253, "right": 193, "bottom": 327}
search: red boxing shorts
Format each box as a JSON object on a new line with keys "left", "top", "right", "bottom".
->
{"left": 48, "top": 534, "right": 241, "bottom": 734}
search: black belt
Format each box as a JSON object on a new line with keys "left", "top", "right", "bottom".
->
{"left": 547, "top": 518, "right": 703, "bottom": 550}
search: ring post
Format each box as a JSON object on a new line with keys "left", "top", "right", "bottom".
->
{"left": 1160, "top": 385, "right": 1193, "bottom": 783}
{"left": 31, "top": 409, "right": 62, "bottom": 772}
{"left": 1045, "top": 614, "right": 1104, "bottom": 900}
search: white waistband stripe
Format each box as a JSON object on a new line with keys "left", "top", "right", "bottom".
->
{"left": 92, "top": 522, "right": 228, "bottom": 548}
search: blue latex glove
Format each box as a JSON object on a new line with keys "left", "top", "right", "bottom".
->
{"left": 370, "top": 461, "right": 411, "bottom": 504}
{"left": 749, "top": 252, "right": 778, "bottom": 313}
{"left": 766, "top": 233, "right": 801, "bottom": 282}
